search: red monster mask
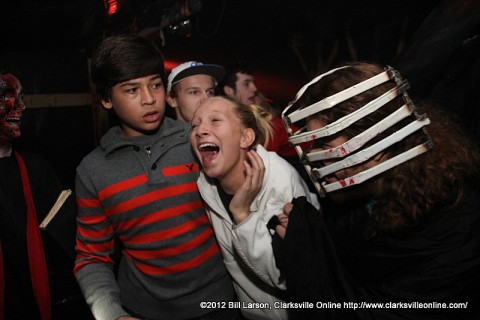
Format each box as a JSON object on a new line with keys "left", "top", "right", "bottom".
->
{"left": 0, "top": 74, "right": 25, "bottom": 144}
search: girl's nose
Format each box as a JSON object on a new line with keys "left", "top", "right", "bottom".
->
{"left": 195, "top": 122, "right": 210, "bottom": 137}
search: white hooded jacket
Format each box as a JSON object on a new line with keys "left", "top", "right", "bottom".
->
{"left": 197, "top": 145, "right": 320, "bottom": 320}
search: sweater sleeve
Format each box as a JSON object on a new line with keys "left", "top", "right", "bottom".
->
{"left": 74, "top": 171, "right": 129, "bottom": 320}
{"left": 75, "top": 263, "right": 128, "bottom": 320}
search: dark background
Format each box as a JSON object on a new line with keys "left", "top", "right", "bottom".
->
{"left": 1, "top": 0, "right": 479, "bottom": 189}
{"left": 1, "top": 0, "right": 444, "bottom": 102}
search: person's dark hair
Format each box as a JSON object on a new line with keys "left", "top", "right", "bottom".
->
{"left": 298, "top": 62, "right": 480, "bottom": 235}
{"left": 90, "top": 34, "right": 165, "bottom": 101}
{"left": 221, "top": 62, "right": 253, "bottom": 92}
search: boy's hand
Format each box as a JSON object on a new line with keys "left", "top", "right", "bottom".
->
{"left": 229, "top": 149, "right": 265, "bottom": 224}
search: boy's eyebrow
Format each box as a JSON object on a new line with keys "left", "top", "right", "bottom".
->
{"left": 119, "top": 82, "right": 136, "bottom": 88}
{"left": 148, "top": 74, "right": 162, "bottom": 81}
{"left": 118, "top": 74, "right": 162, "bottom": 87}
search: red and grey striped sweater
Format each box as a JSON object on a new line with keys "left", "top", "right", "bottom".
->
{"left": 74, "top": 119, "right": 234, "bottom": 320}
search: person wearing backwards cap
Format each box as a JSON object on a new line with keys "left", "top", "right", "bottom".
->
{"left": 166, "top": 61, "right": 225, "bottom": 122}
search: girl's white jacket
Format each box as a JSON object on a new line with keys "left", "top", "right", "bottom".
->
{"left": 197, "top": 145, "right": 320, "bottom": 320}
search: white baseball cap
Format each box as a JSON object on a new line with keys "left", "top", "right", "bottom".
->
{"left": 167, "top": 61, "right": 225, "bottom": 93}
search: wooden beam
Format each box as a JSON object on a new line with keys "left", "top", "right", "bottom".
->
{"left": 24, "top": 93, "right": 91, "bottom": 108}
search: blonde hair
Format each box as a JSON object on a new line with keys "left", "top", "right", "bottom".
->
{"left": 221, "top": 96, "right": 273, "bottom": 148}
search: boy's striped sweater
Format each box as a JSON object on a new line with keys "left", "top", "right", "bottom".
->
{"left": 74, "top": 118, "right": 234, "bottom": 320}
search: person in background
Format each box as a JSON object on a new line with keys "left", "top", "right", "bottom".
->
{"left": 0, "top": 72, "right": 91, "bottom": 320}
{"left": 222, "top": 63, "right": 315, "bottom": 192}
{"left": 221, "top": 62, "right": 257, "bottom": 105}
{"left": 166, "top": 61, "right": 225, "bottom": 122}
{"left": 74, "top": 34, "right": 237, "bottom": 320}
{"left": 190, "top": 95, "right": 319, "bottom": 319}
{"left": 277, "top": 62, "right": 480, "bottom": 319}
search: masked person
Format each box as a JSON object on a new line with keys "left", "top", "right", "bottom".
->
{"left": 276, "top": 62, "right": 480, "bottom": 320}
{"left": 0, "top": 73, "right": 91, "bottom": 319}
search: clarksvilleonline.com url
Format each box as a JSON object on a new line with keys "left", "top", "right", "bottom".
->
{"left": 307, "top": 301, "right": 469, "bottom": 310}
{"left": 200, "top": 301, "right": 469, "bottom": 310}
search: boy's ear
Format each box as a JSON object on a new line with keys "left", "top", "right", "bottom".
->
{"left": 101, "top": 99, "right": 113, "bottom": 110}
{"left": 240, "top": 128, "right": 255, "bottom": 149}
{"left": 223, "top": 85, "right": 234, "bottom": 98}
{"left": 166, "top": 94, "right": 178, "bottom": 108}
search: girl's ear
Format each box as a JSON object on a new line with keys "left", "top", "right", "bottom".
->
{"left": 240, "top": 128, "right": 256, "bottom": 149}
{"left": 101, "top": 99, "right": 113, "bottom": 110}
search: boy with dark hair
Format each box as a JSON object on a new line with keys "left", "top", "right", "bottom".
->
{"left": 221, "top": 63, "right": 257, "bottom": 105}
{"left": 74, "top": 34, "right": 236, "bottom": 320}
